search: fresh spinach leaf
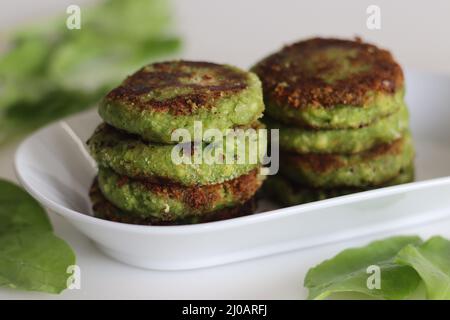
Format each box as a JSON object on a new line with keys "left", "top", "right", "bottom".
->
{"left": 0, "top": 179, "right": 76, "bottom": 294}
{"left": 0, "top": 178, "right": 51, "bottom": 234}
{"left": 304, "top": 236, "right": 422, "bottom": 300}
{"left": 396, "top": 236, "right": 450, "bottom": 300}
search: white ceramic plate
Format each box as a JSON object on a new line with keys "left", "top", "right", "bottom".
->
{"left": 14, "top": 70, "right": 450, "bottom": 270}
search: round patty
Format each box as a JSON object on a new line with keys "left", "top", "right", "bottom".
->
{"left": 265, "top": 165, "right": 414, "bottom": 207}
{"left": 280, "top": 133, "right": 414, "bottom": 188}
{"left": 89, "top": 179, "right": 258, "bottom": 225}
{"left": 87, "top": 123, "right": 266, "bottom": 186}
{"left": 252, "top": 37, "right": 404, "bottom": 129}
{"left": 96, "top": 167, "right": 264, "bottom": 220}
{"left": 266, "top": 104, "right": 409, "bottom": 154}
{"left": 99, "top": 60, "right": 264, "bottom": 143}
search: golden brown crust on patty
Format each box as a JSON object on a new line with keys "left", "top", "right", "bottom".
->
{"left": 89, "top": 179, "right": 258, "bottom": 225}
{"left": 104, "top": 60, "right": 249, "bottom": 115}
{"left": 252, "top": 37, "right": 404, "bottom": 109}
{"left": 282, "top": 136, "right": 405, "bottom": 173}
{"left": 129, "top": 168, "right": 261, "bottom": 211}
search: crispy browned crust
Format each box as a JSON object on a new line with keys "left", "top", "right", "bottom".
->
{"left": 284, "top": 164, "right": 413, "bottom": 192}
{"left": 125, "top": 168, "right": 262, "bottom": 211}
{"left": 282, "top": 136, "right": 405, "bottom": 173}
{"left": 104, "top": 61, "right": 249, "bottom": 115}
{"left": 87, "top": 121, "right": 265, "bottom": 151}
{"left": 89, "top": 179, "right": 258, "bottom": 225}
{"left": 252, "top": 37, "right": 404, "bottom": 109}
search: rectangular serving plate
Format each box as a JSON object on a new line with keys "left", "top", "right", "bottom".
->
{"left": 14, "top": 70, "right": 450, "bottom": 270}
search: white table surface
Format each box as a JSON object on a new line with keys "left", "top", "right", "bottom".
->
{"left": 1, "top": 0, "right": 450, "bottom": 300}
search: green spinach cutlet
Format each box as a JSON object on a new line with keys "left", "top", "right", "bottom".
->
{"left": 265, "top": 105, "right": 409, "bottom": 154}
{"left": 96, "top": 168, "right": 264, "bottom": 221}
{"left": 254, "top": 37, "right": 414, "bottom": 206}
{"left": 88, "top": 60, "right": 266, "bottom": 225}
{"left": 252, "top": 38, "right": 404, "bottom": 129}
{"left": 89, "top": 179, "right": 257, "bottom": 225}
{"left": 264, "top": 165, "right": 414, "bottom": 207}
{"left": 280, "top": 133, "right": 414, "bottom": 188}
{"left": 87, "top": 122, "right": 266, "bottom": 186}
{"left": 99, "top": 61, "right": 264, "bottom": 144}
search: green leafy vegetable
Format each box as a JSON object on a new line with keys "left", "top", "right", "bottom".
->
{"left": 396, "top": 236, "right": 450, "bottom": 300}
{"left": 0, "top": 0, "right": 181, "bottom": 145}
{"left": 304, "top": 236, "right": 422, "bottom": 300}
{"left": 0, "top": 179, "right": 76, "bottom": 294}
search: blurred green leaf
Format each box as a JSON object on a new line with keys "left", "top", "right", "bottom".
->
{"left": 0, "top": 0, "right": 181, "bottom": 145}
{"left": 0, "top": 179, "right": 76, "bottom": 294}
{"left": 396, "top": 236, "right": 450, "bottom": 300}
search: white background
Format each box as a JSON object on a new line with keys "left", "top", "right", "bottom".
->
{"left": 2, "top": 0, "right": 450, "bottom": 73}
{"left": 1, "top": 0, "right": 450, "bottom": 299}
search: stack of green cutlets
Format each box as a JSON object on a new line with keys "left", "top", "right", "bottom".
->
{"left": 252, "top": 38, "right": 415, "bottom": 206}
{"left": 87, "top": 61, "right": 266, "bottom": 225}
